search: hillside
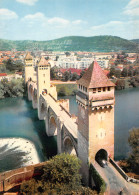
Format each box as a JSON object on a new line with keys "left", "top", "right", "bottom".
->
{"left": 131, "top": 39, "right": 139, "bottom": 44}
{"left": 0, "top": 35, "right": 138, "bottom": 52}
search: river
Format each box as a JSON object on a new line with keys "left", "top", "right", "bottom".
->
{"left": 0, "top": 88, "right": 139, "bottom": 172}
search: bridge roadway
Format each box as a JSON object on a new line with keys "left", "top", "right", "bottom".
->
{"left": 94, "top": 162, "right": 139, "bottom": 195}
{"left": 42, "top": 93, "right": 78, "bottom": 139}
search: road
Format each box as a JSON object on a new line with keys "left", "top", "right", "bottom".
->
{"left": 94, "top": 162, "right": 139, "bottom": 195}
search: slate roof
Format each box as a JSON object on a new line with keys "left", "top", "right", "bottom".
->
{"left": 77, "top": 60, "right": 115, "bottom": 88}
{"left": 38, "top": 56, "right": 50, "bottom": 66}
{"left": 25, "top": 52, "right": 33, "bottom": 60}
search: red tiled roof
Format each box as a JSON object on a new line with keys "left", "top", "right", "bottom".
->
{"left": 25, "top": 52, "right": 33, "bottom": 60}
{"left": 103, "top": 70, "right": 110, "bottom": 76}
{"left": 38, "top": 56, "right": 50, "bottom": 66}
{"left": 77, "top": 61, "right": 115, "bottom": 88}
{"left": 0, "top": 73, "right": 7, "bottom": 77}
{"left": 60, "top": 68, "right": 82, "bottom": 75}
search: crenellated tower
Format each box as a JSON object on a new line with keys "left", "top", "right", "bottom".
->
{"left": 76, "top": 61, "right": 115, "bottom": 165}
{"left": 24, "top": 52, "right": 34, "bottom": 83}
{"left": 37, "top": 56, "right": 51, "bottom": 98}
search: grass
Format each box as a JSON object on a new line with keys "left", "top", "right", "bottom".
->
{"left": 56, "top": 84, "right": 77, "bottom": 96}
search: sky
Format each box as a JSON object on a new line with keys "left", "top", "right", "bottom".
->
{"left": 0, "top": 0, "right": 139, "bottom": 41}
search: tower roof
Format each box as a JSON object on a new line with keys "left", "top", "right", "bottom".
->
{"left": 38, "top": 56, "right": 50, "bottom": 66}
{"left": 77, "top": 61, "right": 115, "bottom": 88}
{"left": 25, "top": 52, "right": 33, "bottom": 60}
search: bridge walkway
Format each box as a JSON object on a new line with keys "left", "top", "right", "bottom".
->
{"left": 43, "top": 94, "right": 78, "bottom": 139}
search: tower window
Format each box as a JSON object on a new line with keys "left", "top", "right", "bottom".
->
{"left": 43, "top": 74, "right": 45, "bottom": 77}
{"left": 108, "top": 87, "right": 111, "bottom": 91}
{"left": 93, "top": 88, "right": 96, "bottom": 93}
{"left": 98, "top": 88, "right": 101, "bottom": 92}
{"left": 79, "top": 84, "right": 80, "bottom": 89}
{"left": 81, "top": 85, "right": 82, "bottom": 90}
{"left": 44, "top": 81, "right": 45, "bottom": 84}
{"left": 103, "top": 87, "right": 106, "bottom": 92}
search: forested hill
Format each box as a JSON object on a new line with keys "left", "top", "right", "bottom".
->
{"left": 0, "top": 35, "right": 138, "bottom": 52}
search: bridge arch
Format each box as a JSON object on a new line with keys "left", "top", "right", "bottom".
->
{"left": 49, "top": 115, "right": 57, "bottom": 136}
{"left": 95, "top": 149, "right": 108, "bottom": 162}
{"left": 63, "top": 136, "right": 77, "bottom": 155}
{"left": 32, "top": 89, "right": 37, "bottom": 109}
{"left": 28, "top": 84, "right": 33, "bottom": 101}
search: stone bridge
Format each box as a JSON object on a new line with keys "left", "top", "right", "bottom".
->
{"left": 28, "top": 81, "right": 78, "bottom": 156}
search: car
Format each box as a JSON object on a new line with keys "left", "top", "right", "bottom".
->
{"left": 97, "top": 159, "right": 108, "bottom": 168}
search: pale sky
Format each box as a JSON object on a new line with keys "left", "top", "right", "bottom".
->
{"left": 0, "top": 0, "right": 139, "bottom": 40}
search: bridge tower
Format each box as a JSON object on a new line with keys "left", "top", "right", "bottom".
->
{"left": 24, "top": 52, "right": 34, "bottom": 83}
{"left": 37, "top": 56, "right": 51, "bottom": 119}
{"left": 76, "top": 61, "right": 115, "bottom": 165}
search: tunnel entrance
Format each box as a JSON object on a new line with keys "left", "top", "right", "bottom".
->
{"left": 95, "top": 149, "right": 108, "bottom": 161}
{"left": 95, "top": 149, "right": 108, "bottom": 167}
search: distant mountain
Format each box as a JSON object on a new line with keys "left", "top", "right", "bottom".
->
{"left": 0, "top": 36, "right": 138, "bottom": 52}
{"left": 130, "top": 39, "right": 139, "bottom": 44}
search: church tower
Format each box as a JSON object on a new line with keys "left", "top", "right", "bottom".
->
{"left": 24, "top": 52, "right": 34, "bottom": 83}
{"left": 76, "top": 61, "right": 115, "bottom": 165}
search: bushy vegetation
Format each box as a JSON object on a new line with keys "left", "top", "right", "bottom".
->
{"left": 89, "top": 164, "right": 106, "bottom": 193}
{"left": 128, "top": 128, "right": 139, "bottom": 174}
{"left": 56, "top": 84, "right": 77, "bottom": 96}
{"left": 0, "top": 59, "right": 24, "bottom": 73}
{"left": 0, "top": 35, "right": 138, "bottom": 52}
{"left": 119, "top": 128, "right": 139, "bottom": 175}
{"left": 0, "top": 78, "right": 24, "bottom": 99}
{"left": 20, "top": 153, "right": 96, "bottom": 195}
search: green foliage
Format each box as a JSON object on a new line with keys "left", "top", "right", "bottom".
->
{"left": 42, "top": 153, "right": 81, "bottom": 192}
{"left": 63, "top": 71, "right": 71, "bottom": 81}
{"left": 109, "top": 67, "right": 116, "bottom": 77}
{"left": 128, "top": 128, "right": 139, "bottom": 174}
{"left": 5, "top": 59, "right": 24, "bottom": 73}
{"left": 0, "top": 35, "right": 138, "bottom": 52}
{"left": 56, "top": 84, "right": 77, "bottom": 96}
{"left": 0, "top": 78, "right": 24, "bottom": 99}
{"left": 71, "top": 72, "right": 79, "bottom": 81}
{"left": 89, "top": 164, "right": 106, "bottom": 193}
{"left": 121, "top": 68, "right": 128, "bottom": 77}
{"left": 20, "top": 153, "right": 96, "bottom": 195}
{"left": 116, "top": 79, "right": 125, "bottom": 90}
{"left": 50, "top": 67, "right": 58, "bottom": 80}
{"left": 80, "top": 70, "right": 85, "bottom": 78}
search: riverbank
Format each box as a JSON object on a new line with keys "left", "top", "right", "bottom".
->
{"left": 0, "top": 137, "right": 40, "bottom": 173}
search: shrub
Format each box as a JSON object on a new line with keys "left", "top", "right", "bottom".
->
{"left": 89, "top": 164, "right": 106, "bottom": 193}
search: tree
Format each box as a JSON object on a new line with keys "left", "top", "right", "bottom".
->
{"left": 0, "top": 82, "right": 4, "bottom": 99}
{"left": 63, "top": 71, "right": 71, "bottom": 81}
{"left": 128, "top": 128, "right": 139, "bottom": 174}
{"left": 20, "top": 153, "right": 83, "bottom": 194}
{"left": 114, "top": 69, "right": 121, "bottom": 78}
{"left": 42, "top": 153, "right": 81, "bottom": 192}
{"left": 80, "top": 70, "right": 85, "bottom": 78}
{"left": 71, "top": 72, "right": 79, "bottom": 81}
{"left": 115, "top": 79, "right": 125, "bottom": 90}
{"left": 65, "top": 52, "right": 71, "bottom": 56}
{"left": 50, "top": 67, "right": 56, "bottom": 80}
{"left": 0, "top": 78, "right": 24, "bottom": 98}
{"left": 5, "top": 59, "right": 24, "bottom": 72}
{"left": 109, "top": 67, "right": 116, "bottom": 77}
{"left": 121, "top": 68, "right": 128, "bottom": 77}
